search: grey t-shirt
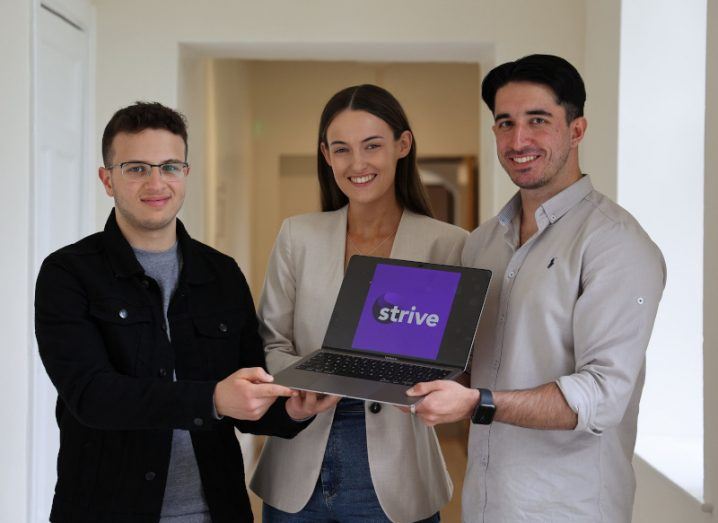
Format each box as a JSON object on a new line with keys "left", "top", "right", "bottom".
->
{"left": 133, "top": 244, "right": 211, "bottom": 523}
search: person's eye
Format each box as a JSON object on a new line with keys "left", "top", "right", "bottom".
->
{"left": 124, "top": 164, "right": 147, "bottom": 175}
{"left": 366, "top": 143, "right": 381, "bottom": 150}
{"left": 161, "top": 163, "right": 180, "bottom": 173}
{"left": 496, "top": 120, "right": 512, "bottom": 129}
{"left": 530, "top": 117, "right": 547, "bottom": 125}
{"left": 333, "top": 147, "right": 348, "bottom": 154}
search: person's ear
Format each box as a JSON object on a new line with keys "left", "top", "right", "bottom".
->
{"left": 397, "top": 130, "right": 413, "bottom": 159}
{"left": 320, "top": 142, "right": 332, "bottom": 166}
{"left": 570, "top": 117, "right": 587, "bottom": 148}
{"left": 99, "top": 167, "right": 114, "bottom": 197}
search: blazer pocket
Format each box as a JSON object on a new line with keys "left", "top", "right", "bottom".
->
{"left": 89, "top": 298, "right": 153, "bottom": 374}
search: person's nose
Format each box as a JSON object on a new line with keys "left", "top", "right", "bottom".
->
{"left": 350, "top": 150, "right": 368, "bottom": 172}
{"left": 145, "top": 165, "right": 165, "bottom": 189}
{"left": 509, "top": 122, "right": 531, "bottom": 150}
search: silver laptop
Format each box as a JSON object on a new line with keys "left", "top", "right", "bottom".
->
{"left": 272, "top": 256, "right": 492, "bottom": 406}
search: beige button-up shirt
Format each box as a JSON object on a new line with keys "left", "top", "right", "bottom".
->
{"left": 461, "top": 176, "right": 666, "bottom": 523}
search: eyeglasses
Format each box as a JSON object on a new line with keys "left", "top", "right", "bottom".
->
{"left": 106, "top": 161, "right": 189, "bottom": 181}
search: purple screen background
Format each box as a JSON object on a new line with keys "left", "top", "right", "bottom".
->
{"left": 351, "top": 264, "right": 461, "bottom": 360}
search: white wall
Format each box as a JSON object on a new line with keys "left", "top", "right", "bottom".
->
{"left": 0, "top": 2, "right": 32, "bottom": 521}
{"left": 582, "top": 0, "right": 621, "bottom": 200}
{"left": 93, "top": 0, "right": 586, "bottom": 235}
{"left": 618, "top": 0, "right": 706, "bottom": 502}
{"left": 703, "top": 0, "right": 718, "bottom": 516}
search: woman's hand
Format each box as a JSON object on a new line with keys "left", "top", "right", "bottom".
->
{"left": 286, "top": 391, "right": 342, "bottom": 420}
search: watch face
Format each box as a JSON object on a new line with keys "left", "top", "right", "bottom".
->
{"left": 474, "top": 404, "right": 496, "bottom": 424}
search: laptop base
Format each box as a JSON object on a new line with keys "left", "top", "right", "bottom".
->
{"left": 273, "top": 363, "right": 461, "bottom": 407}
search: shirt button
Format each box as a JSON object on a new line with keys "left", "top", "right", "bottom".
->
{"left": 193, "top": 417, "right": 204, "bottom": 427}
{"left": 369, "top": 402, "right": 382, "bottom": 414}
{"left": 218, "top": 323, "right": 228, "bottom": 333}
{"left": 145, "top": 471, "right": 156, "bottom": 481}
{"left": 158, "top": 368, "right": 167, "bottom": 377}
{"left": 508, "top": 271, "right": 515, "bottom": 278}
{"left": 550, "top": 214, "right": 557, "bottom": 222}
{"left": 118, "top": 308, "right": 128, "bottom": 319}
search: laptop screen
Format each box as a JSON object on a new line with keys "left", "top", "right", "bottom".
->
{"left": 352, "top": 264, "right": 461, "bottom": 360}
{"left": 323, "top": 256, "right": 492, "bottom": 368}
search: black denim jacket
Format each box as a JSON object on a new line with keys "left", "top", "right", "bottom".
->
{"left": 35, "top": 209, "right": 308, "bottom": 522}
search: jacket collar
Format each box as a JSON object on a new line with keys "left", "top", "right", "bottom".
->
{"left": 102, "top": 209, "right": 214, "bottom": 285}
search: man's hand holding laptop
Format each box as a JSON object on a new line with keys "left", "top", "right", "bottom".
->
{"left": 214, "top": 367, "right": 340, "bottom": 421}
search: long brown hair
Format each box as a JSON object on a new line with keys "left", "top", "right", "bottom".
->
{"left": 317, "top": 84, "right": 433, "bottom": 217}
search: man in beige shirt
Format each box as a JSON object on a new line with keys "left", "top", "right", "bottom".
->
{"left": 408, "top": 55, "right": 666, "bottom": 522}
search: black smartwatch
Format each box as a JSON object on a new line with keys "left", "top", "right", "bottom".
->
{"left": 471, "top": 388, "right": 496, "bottom": 425}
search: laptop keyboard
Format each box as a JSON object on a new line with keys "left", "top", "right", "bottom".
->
{"left": 296, "top": 351, "right": 451, "bottom": 387}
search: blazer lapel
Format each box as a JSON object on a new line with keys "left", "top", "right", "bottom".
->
{"left": 390, "top": 209, "right": 422, "bottom": 260}
{"left": 330, "top": 205, "right": 349, "bottom": 280}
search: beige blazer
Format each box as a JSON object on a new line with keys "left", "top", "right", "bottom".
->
{"left": 250, "top": 206, "right": 467, "bottom": 523}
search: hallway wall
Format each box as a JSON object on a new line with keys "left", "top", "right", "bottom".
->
{"left": 0, "top": 2, "right": 32, "bottom": 520}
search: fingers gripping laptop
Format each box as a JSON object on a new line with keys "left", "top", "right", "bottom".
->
{"left": 272, "top": 256, "right": 492, "bottom": 406}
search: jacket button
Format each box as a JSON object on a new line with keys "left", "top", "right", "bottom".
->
{"left": 141, "top": 279, "right": 150, "bottom": 288}
{"left": 145, "top": 471, "right": 156, "bottom": 481}
{"left": 369, "top": 402, "right": 382, "bottom": 414}
{"left": 118, "top": 308, "right": 128, "bottom": 319}
{"left": 161, "top": 323, "right": 167, "bottom": 332}
{"left": 218, "top": 323, "right": 228, "bottom": 333}
{"left": 193, "top": 417, "right": 204, "bottom": 427}
{"left": 158, "top": 368, "right": 167, "bottom": 377}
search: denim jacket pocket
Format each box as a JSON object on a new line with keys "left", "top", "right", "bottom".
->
{"left": 89, "top": 298, "right": 153, "bottom": 374}
{"left": 193, "top": 312, "right": 244, "bottom": 372}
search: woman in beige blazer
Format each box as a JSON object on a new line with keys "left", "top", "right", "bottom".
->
{"left": 250, "top": 84, "right": 467, "bottom": 523}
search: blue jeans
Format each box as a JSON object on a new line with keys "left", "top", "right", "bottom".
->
{"left": 263, "top": 399, "right": 440, "bottom": 523}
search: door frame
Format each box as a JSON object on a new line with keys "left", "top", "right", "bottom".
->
{"left": 29, "top": 0, "right": 95, "bottom": 520}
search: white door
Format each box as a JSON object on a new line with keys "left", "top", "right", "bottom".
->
{"left": 32, "top": 4, "right": 91, "bottom": 521}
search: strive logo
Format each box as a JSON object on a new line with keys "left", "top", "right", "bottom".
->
{"left": 353, "top": 264, "right": 460, "bottom": 360}
{"left": 372, "top": 293, "right": 440, "bottom": 327}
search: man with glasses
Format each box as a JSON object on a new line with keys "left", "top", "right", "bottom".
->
{"left": 35, "top": 102, "right": 337, "bottom": 522}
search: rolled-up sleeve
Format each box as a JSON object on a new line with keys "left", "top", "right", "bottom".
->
{"left": 557, "top": 222, "right": 666, "bottom": 434}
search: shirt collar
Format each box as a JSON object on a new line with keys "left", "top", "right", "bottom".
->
{"left": 536, "top": 174, "right": 594, "bottom": 228}
{"left": 102, "top": 209, "right": 214, "bottom": 284}
{"left": 498, "top": 174, "right": 594, "bottom": 228}
{"left": 498, "top": 192, "right": 522, "bottom": 227}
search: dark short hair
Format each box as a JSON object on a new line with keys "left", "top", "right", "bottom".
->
{"left": 317, "top": 84, "right": 433, "bottom": 217}
{"left": 481, "top": 54, "right": 586, "bottom": 123}
{"left": 101, "top": 101, "right": 188, "bottom": 166}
